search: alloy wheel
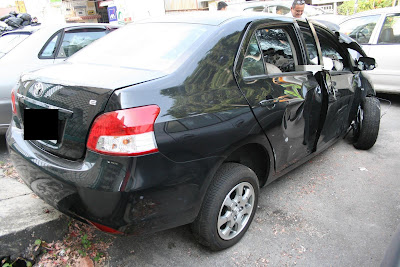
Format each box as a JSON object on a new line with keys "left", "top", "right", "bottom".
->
{"left": 217, "top": 182, "right": 255, "bottom": 240}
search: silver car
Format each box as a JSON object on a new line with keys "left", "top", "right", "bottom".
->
{"left": 0, "top": 23, "right": 119, "bottom": 134}
{"left": 339, "top": 7, "right": 400, "bottom": 94}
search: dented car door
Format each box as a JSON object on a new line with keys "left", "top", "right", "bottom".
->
{"left": 235, "top": 20, "right": 324, "bottom": 173}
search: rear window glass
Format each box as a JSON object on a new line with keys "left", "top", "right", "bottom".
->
{"left": 0, "top": 33, "right": 30, "bottom": 54}
{"left": 68, "top": 23, "right": 212, "bottom": 71}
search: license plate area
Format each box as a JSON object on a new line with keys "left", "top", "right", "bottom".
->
{"left": 24, "top": 109, "right": 60, "bottom": 142}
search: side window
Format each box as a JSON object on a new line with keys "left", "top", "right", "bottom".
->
{"left": 57, "top": 29, "right": 107, "bottom": 58}
{"left": 257, "top": 28, "right": 296, "bottom": 73}
{"left": 378, "top": 14, "right": 400, "bottom": 44}
{"left": 339, "top": 15, "right": 380, "bottom": 44}
{"left": 317, "top": 31, "right": 349, "bottom": 71}
{"left": 241, "top": 34, "right": 265, "bottom": 77}
{"left": 300, "top": 27, "right": 318, "bottom": 65}
{"left": 40, "top": 33, "right": 60, "bottom": 58}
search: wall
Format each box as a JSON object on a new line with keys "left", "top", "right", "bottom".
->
{"left": 110, "top": 0, "right": 165, "bottom": 24}
{"left": 23, "top": 0, "right": 64, "bottom": 24}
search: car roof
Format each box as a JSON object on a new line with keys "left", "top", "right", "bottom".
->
{"left": 343, "top": 6, "right": 400, "bottom": 18}
{"left": 1, "top": 24, "right": 42, "bottom": 35}
{"left": 2, "top": 23, "right": 118, "bottom": 36}
{"left": 228, "top": 1, "right": 326, "bottom": 13}
{"left": 227, "top": 0, "right": 270, "bottom": 10}
{"left": 136, "top": 11, "right": 293, "bottom": 26}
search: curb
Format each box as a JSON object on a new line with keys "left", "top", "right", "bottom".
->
{"left": 0, "top": 174, "right": 69, "bottom": 257}
{"left": 0, "top": 215, "right": 69, "bottom": 257}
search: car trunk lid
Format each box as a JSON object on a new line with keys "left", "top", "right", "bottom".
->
{"left": 16, "top": 62, "right": 167, "bottom": 160}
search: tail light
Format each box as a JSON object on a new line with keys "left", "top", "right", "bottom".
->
{"left": 11, "top": 89, "right": 17, "bottom": 114}
{"left": 87, "top": 105, "right": 160, "bottom": 156}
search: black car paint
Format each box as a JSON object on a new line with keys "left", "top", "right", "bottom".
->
{"left": 7, "top": 14, "right": 372, "bottom": 235}
{"left": 14, "top": 64, "right": 168, "bottom": 160}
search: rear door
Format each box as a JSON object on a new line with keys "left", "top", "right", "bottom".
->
{"left": 366, "top": 12, "right": 400, "bottom": 92}
{"left": 235, "top": 20, "right": 325, "bottom": 172}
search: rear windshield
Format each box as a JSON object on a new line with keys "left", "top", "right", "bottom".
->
{"left": 68, "top": 23, "right": 213, "bottom": 71}
{"left": 0, "top": 33, "right": 30, "bottom": 55}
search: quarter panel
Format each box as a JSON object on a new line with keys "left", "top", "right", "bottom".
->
{"left": 108, "top": 20, "right": 266, "bottom": 163}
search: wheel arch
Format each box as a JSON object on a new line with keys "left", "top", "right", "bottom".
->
{"left": 348, "top": 72, "right": 376, "bottom": 126}
{"left": 223, "top": 143, "right": 271, "bottom": 187}
{"left": 193, "top": 135, "right": 275, "bottom": 223}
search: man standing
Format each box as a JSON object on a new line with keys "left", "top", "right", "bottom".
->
{"left": 288, "top": 0, "right": 305, "bottom": 18}
{"left": 217, "top": 1, "right": 228, "bottom": 11}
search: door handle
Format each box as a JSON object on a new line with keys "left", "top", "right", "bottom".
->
{"left": 259, "top": 99, "right": 277, "bottom": 107}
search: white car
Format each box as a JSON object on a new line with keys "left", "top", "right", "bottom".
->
{"left": 0, "top": 23, "right": 119, "bottom": 134}
{"left": 227, "top": 1, "right": 346, "bottom": 23}
{"left": 339, "top": 7, "right": 400, "bottom": 94}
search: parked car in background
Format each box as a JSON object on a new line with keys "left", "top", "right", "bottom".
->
{"left": 339, "top": 7, "right": 400, "bottom": 94}
{"left": 0, "top": 23, "right": 119, "bottom": 134}
{"left": 7, "top": 12, "right": 380, "bottom": 251}
{"left": 228, "top": 1, "right": 346, "bottom": 23}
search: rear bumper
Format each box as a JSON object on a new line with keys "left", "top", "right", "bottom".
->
{"left": 6, "top": 123, "right": 221, "bottom": 235}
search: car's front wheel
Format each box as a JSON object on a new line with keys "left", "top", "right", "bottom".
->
{"left": 191, "top": 163, "right": 259, "bottom": 251}
{"left": 353, "top": 96, "right": 380, "bottom": 150}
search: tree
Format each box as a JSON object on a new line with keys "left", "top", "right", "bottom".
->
{"left": 338, "top": 0, "right": 393, "bottom": 15}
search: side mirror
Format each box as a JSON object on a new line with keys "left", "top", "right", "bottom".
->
{"left": 357, "top": 57, "right": 376, "bottom": 71}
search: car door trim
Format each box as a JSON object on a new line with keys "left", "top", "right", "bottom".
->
{"left": 242, "top": 71, "right": 315, "bottom": 82}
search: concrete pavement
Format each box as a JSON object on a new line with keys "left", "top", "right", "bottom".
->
{"left": 0, "top": 160, "right": 68, "bottom": 257}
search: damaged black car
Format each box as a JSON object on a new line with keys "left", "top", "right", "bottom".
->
{"left": 7, "top": 13, "right": 380, "bottom": 251}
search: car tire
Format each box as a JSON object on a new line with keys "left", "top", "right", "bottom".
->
{"left": 191, "top": 163, "right": 259, "bottom": 251}
{"left": 353, "top": 97, "right": 380, "bottom": 150}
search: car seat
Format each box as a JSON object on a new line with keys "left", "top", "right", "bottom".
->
{"left": 67, "top": 45, "right": 80, "bottom": 57}
{"left": 378, "top": 27, "right": 394, "bottom": 43}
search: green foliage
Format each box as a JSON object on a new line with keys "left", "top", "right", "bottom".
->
{"left": 34, "top": 239, "right": 42, "bottom": 246}
{"left": 94, "top": 252, "right": 103, "bottom": 262}
{"left": 81, "top": 234, "right": 92, "bottom": 250}
{"left": 78, "top": 249, "right": 87, "bottom": 257}
{"left": 1, "top": 258, "right": 32, "bottom": 267}
{"left": 338, "top": 0, "right": 393, "bottom": 15}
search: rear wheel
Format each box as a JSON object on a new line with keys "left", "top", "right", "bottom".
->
{"left": 353, "top": 97, "right": 380, "bottom": 150}
{"left": 191, "top": 163, "right": 259, "bottom": 251}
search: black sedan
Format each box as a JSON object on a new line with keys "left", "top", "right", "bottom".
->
{"left": 7, "top": 12, "right": 380, "bottom": 250}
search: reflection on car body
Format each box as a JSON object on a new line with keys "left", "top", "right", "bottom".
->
{"left": 7, "top": 12, "right": 380, "bottom": 251}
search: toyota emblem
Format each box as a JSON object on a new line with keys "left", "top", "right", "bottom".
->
{"left": 33, "top": 82, "right": 44, "bottom": 98}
